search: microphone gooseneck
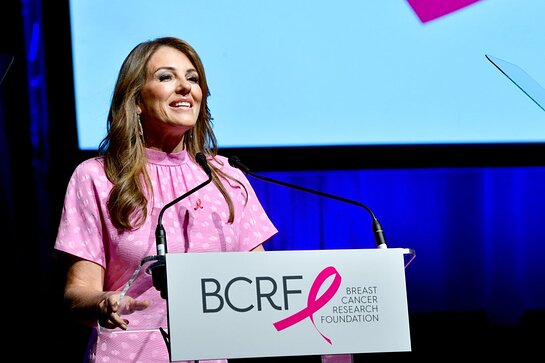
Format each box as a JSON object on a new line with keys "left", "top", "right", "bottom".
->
{"left": 151, "top": 152, "right": 214, "bottom": 299}
{"left": 155, "top": 152, "right": 213, "bottom": 256}
{"left": 228, "top": 155, "right": 388, "bottom": 249}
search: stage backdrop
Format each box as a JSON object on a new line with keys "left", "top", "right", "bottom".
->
{"left": 25, "top": 0, "right": 545, "bottom": 332}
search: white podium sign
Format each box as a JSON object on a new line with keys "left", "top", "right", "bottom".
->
{"left": 166, "top": 248, "right": 413, "bottom": 361}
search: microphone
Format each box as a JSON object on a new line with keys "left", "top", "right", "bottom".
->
{"left": 150, "top": 152, "right": 213, "bottom": 298}
{"left": 155, "top": 152, "right": 213, "bottom": 256}
{"left": 228, "top": 155, "right": 388, "bottom": 249}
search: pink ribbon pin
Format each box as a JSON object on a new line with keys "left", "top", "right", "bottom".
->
{"left": 273, "top": 266, "right": 342, "bottom": 344}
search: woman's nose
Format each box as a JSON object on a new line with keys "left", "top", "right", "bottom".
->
{"left": 176, "top": 79, "right": 192, "bottom": 94}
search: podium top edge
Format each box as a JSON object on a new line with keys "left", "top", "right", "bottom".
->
{"left": 401, "top": 247, "right": 416, "bottom": 255}
{"left": 157, "top": 247, "right": 416, "bottom": 258}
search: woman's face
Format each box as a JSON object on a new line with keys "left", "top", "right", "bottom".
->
{"left": 138, "top": 46, "right": 202, "bottom": 142}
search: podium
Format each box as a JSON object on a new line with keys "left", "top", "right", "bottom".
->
{"left": 103, "top": 248, "right": 415, "bottom": 362}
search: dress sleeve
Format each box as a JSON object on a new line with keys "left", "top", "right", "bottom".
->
{"left": 53, "top": 159, "right": 109, "bottom": 267}
{"left": 236, "top": 171, "right": 278, "bottom": 250}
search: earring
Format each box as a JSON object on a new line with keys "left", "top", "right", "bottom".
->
{"left": 137, "top": 114, "right": 143, "bottom": 137}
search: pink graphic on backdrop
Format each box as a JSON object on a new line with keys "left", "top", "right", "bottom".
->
{"left": 407, "top": 0, "right": 481, "bottom": 23}
{"left": 273, "top": 266, "right": 342, "bottom": 344}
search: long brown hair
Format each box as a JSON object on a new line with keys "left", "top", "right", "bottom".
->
{"left": 98, "top": 37, "right": 243, "bottom": 230}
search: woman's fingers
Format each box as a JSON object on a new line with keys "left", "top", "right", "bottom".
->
{"left": 98, "top": 315, "right": 129, "bottom": 330}
{"left": 130, "top": 299, "right": 150, "bottom": 312}
{"left": 98, "top": 293, "right": 129, "bottom": 330}
{"left": 98, "top": 295, "right": 150, "bottom": 330}
{"left": 119, "top": 298, "right": 151, "bottom": 315}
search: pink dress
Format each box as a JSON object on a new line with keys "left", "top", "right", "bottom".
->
{"left": 54, "top": 149, "right": 278, "bottom": 362}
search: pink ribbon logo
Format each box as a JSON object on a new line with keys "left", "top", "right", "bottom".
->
{"left": 273, "top": 266, "right": 342, "bottom": 344}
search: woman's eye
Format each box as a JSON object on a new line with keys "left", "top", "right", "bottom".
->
{"left": 188, "top": 75, "right": 199, "bottom": 84}
{"left": 158, "top": 74, "right": 173, "bottom": 82}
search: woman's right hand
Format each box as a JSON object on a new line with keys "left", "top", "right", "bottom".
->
{"left": 64, "top": 258, "right": 151, "bottom": 331}
{"left": 97, "top": 291, "right": 150, "bottom": 330}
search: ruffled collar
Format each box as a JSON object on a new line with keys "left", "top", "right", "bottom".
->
{"left": 145, "top": 148, "right": 189, "bottom": 166}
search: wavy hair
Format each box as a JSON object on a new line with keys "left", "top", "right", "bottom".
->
{"left": 98, "top": 37, "right": 244, "bottom": 230}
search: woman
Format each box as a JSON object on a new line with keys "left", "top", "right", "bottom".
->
{"left": 54, "top": 37, "right": 277, "bottom": 362}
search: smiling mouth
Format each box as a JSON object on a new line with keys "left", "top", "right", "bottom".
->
{"left": 172, "top": 101, "right": 191, "bottom": 108}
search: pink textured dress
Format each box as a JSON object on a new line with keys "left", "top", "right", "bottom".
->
{"left": 54, "top": 149, "right": 278, "bottom": 362}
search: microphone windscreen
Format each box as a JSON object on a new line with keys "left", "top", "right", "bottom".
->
{"left": 228, "top": 155, "right": 250, "bottom": 173}
{"left": 228, "top": 155, "right": 239, "bottom": 167}
{"left": 196, "top": 152, "right": 212, "bottom": 176}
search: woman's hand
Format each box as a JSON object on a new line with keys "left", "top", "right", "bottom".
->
{"left": 97, "top": 292, "right": 150, "bottom": 330}
{"left": 64, "top": 258, "right": 150, "bottom": 330}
